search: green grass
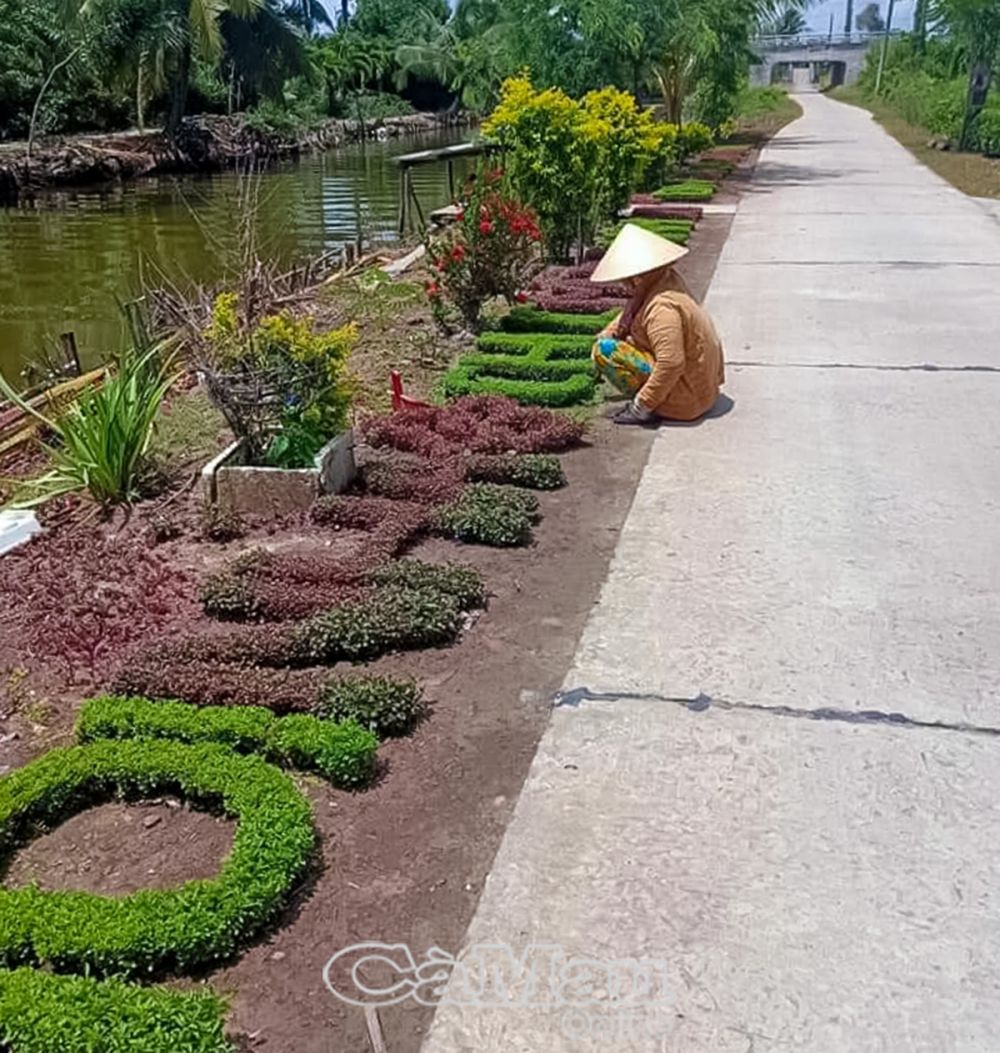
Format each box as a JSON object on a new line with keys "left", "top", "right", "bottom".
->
{"left": 149, "top": 387, "right": 228, "bottom": 476}
{"left": 728, "top": 86, "right": 803, "bottom": 144}
{"left": 652, "top": 180, "right": 717, "bottom": 203}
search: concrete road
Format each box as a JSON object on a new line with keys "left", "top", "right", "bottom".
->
{"left": 422, "top": 94, "right": 1000, "bottom": 1051}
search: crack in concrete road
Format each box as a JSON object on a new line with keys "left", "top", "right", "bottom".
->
{"left": 554, "top": 686, "right": 1000, "bottom": 739}
{"left": 729, "top": 360, "right": 1000, "bottom": 373}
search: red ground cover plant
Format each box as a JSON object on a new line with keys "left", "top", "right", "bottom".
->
{"left": 360, "top": 458, "right": 465, "bottom": 506}
{"left": 529, "top": 294, "right": 627, "bottom": 314}
{"left": 0, "top": 531, "right": 198, "bottom": 685}
{"left": 361, "top": 396, "right": 585, "bottom": 461}
{"left": 112, "top": 658, "right": 326, "bottom": 713}
{"left": 628, "top": 198, "right": 704, "bottom": 221}
{"left": 525, "top": 263, "right": 629, "bottom": 314}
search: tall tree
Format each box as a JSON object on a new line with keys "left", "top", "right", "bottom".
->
{"left": 937, "top": 0, "right": 1000, "bottom": 147}
{"left": 856, "top": 2, "right": 885, "bottom": 31}
{"left": 914, "top": 0, "right": 930, "bottom": 48}
{"left": 766, "top": 5, "right": 809, "bottom": 34}
{"left": 394, "top": 0, "right": 512, "bottom": 111}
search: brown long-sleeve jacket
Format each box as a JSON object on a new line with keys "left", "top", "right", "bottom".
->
{"left": 628, "top": 275, "right": 726, "bottom": 421}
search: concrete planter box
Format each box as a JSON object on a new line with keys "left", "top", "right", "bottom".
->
{"left": 200, "top": 429, "right": 355, "bottom": 517}
{"left": 0, "top": 511, "right": 41, "bottom": 557}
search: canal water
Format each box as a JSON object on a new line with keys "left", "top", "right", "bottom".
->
{"left": 0, "top": 129, "right": 469, "bottom": 383}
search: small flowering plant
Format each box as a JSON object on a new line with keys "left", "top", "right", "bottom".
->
{"left": 425, "top": 168, "right": 543, "bottom": 332}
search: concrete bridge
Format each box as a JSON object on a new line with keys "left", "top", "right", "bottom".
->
{"left": 750, "top": 32, "right": 891, "bottom": 89}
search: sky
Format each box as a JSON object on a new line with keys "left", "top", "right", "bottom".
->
{"left": 805, "top": 0, "right": 915, "bottom": 32}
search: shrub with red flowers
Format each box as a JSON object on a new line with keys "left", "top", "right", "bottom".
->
{"left": 426, "top": 168, "right": 543, "bottom": 332}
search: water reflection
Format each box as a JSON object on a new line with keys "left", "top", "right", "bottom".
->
{"left": 0, "top": 130, "right": 470, "bottom": 380}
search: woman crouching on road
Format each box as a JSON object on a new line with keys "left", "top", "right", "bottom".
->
{"left": 592, "top": 223, "right": 726, "bottom": 427}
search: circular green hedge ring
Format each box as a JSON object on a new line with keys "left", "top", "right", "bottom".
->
{"left": 0, "top": 739, "right": 314, "bottom": 977}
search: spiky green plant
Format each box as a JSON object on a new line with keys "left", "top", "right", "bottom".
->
{"left": 0, "top": 342, "right": 178, "bottom": 510}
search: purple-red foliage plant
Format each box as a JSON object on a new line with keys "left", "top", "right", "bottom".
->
{"left": 0, "top": 530, "right": 199, "bottom": 685}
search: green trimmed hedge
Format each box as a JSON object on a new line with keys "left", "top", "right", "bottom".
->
{"left": 475, "top": 332, "right": 594, "bottom": 359}
{"left": 466, "top": 453, "right": 567, "bottom": 491}
{"left": 77, "top": 696, "right": 378, "bottom": 787}
{"left": 0, "top": 740, "right": 314, "bottom": 977}
{"left": 442, "top": 328, "right": 598, "bottom": 408}
{"left": 290, "top": 585, "right": 465, "bottom": 664}
{"left": 499, "top": 306, "right": 617, "bottom": 334}
{"left": 314, "top": 676, "right": 425, "bottom": 737}
{"left": 431, "top": 484, "right": 540, "bottom": 547}
{"left": 599, "top": 217, "right": 694, "bottom": 250}
{"left": 442, "top": 367, "right": 596, "bottom": 408}
{"left": 456, "top": 353, "right": 592, "bottom": 383}
{"left": 369, "top": 559, "right": 487, "bottom": 611}
{"left": 0, "top": 969, "right": 231, "bottom": 1053}
{"left": 653, "top": 179, "right": 716, "bottom": 202}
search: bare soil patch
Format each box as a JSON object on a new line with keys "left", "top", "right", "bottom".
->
{"left": 4, "top": 800, "right": 235, "bottom": 895}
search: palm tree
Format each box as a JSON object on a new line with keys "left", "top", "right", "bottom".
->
{"left": 165, "top": 0, "right": 266, "bottom": 134}
{"left": 393, "top": 4, "right": 511, "bottom": 112}
{"left": 285, "top": 0, "right": 332, "bottom": 35}
{"left": 82, "top": 0, "right": 272, "bottom": 134}
{"left": 766, "top": 5, "right": 809, "bottom": 34}
{"left": 321, "top": 30, "right": 393, "bottom": 118}
{"left": 220, "top": 0, "right": 309, "bottom": 104}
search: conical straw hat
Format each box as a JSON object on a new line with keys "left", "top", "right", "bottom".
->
{"left": 590, "top": 222, "right": 689, "bottom": 284}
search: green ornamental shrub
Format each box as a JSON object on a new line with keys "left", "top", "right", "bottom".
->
{"left": 475, "top": 332, "right": 594, "bottom": 358}
{"left": 0, "top": 969, "right": 231, "bottom": 1053}
{"left": 465, "top": 453, "right": 567, "bottom": 491}
{"left": 482, "top": 75, "right": 674, "bottom": 257}
{"left": 314, "top": 677, "right": 426, "bottom": 737}
{"left": 0, "top": 740, "right": 314, "bottom": 976}
{"left": 368, "top": 560, "right": 487, "bottom": 611}
{"left": 596, "top": 217, "right": 694, "bottom": 252}
{"left": 443, "top": 329, "right": 598, "bottom": 408}
{"left": 675, "top": 122, "right": 714, "bottom": 161}
{"left": 455, "top": 354, "right": 592, "bottom": 383}
{"left": 442, "top": 367, "right": 596, "bottom": 408}
{"left": 653, "top": 180, "right": 716, "bottom": 203}
{"left": 431, "top": 484, "right": 540, "bottom": 547}
{"left": 77, "top": 696, "right": 378, "bottom": 787}
{"left": 498, "top": 306, "right": 618, "bottom": 334}
{"left": 289, "top": 586, "right": 465, "bottom": 664}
